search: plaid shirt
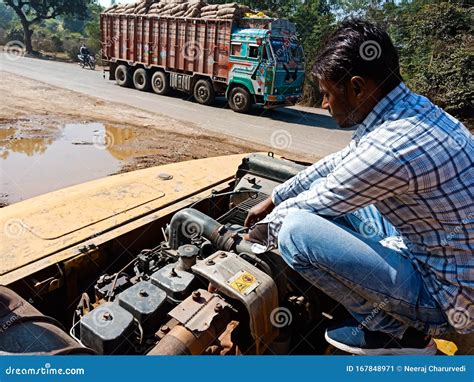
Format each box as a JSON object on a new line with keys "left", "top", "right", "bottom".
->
{"left": 261, "top": 83, "right": 473, "bottom": 334}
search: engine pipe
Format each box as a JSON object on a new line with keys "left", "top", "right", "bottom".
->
{"left": 168, "top": 208, "right": 241, "bottom": 251}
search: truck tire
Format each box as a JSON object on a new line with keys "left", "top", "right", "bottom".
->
{"left": 193, "top": 79, "right": 215, "bottom": 106}
{"left": 228, "top": 86, "right": 253, "bottom": 113}
{"left": 133, "top": 68, "right": 150, "bottom": 91}
{"left": 151, "top": 71, "right": 170, "bottom": 95}
{"left": 115, "top": 65, "right": 132, "bottom": 87}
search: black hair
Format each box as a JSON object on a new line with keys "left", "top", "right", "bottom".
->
{"left": 312, "top": 19, "right": 402, "bottom": 93}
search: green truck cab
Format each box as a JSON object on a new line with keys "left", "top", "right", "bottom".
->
{"left": 226, "top": 19, "right": 305, "bottom": 112}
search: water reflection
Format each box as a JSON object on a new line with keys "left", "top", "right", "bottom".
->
{"left": 0, "top": 122, "right": 135, "bottom": 204}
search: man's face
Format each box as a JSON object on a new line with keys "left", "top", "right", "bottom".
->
{"left": 319, "top": 79, "right": 367, "bottom": 128}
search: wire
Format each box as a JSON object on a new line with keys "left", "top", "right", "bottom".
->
{"left": 107, "top": 258, "right": 137, "bottom": 301}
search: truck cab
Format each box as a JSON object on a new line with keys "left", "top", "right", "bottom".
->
{"left": 226, "top": 19, "right": 305, "bottom": 113}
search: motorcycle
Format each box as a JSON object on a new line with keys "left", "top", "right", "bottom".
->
{"left": 78, "top": 53, "right": 96, "bottom": 70}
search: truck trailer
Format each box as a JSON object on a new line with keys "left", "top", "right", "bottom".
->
{"left": 100, "top": 14, "right": 305, "bottom": 113}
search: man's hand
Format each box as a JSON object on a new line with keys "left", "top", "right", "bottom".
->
{"left": 244, "top": 196, "right": 275, "bottom": 227}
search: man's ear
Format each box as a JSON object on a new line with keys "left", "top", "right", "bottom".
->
{"left": 350, "top": 76, "right": 367, "bottom": 97}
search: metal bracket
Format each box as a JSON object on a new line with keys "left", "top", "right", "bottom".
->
{"left": 168, "top": 289, "right": 231, "bottom": 334}
{"left": 192, "top": 251, "right": 279, "bottom": 354}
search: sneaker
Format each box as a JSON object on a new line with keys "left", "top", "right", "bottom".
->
{"left": 325, "top": 319, "right": 437, "bottom": 355}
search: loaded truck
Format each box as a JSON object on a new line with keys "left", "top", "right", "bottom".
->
{"left": 100, "top": 13, "right": 305, "bottom": 113}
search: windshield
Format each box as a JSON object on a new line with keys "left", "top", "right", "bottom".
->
{"left": 289, "top": 42, "right": 304, "bottom": 62}
{"left": 270, "top": 39, "right": 288, "bottom": 63}
{"left": 270, "top": 38, "right": 303, "bottom": 63}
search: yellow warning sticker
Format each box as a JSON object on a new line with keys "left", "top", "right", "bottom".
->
{"left": 227, "top": 270, "right": 259, "bottom": 295}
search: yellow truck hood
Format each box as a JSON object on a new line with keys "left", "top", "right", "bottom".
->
{"left": 0, "top": 154, "right": 247, "bottom": 285}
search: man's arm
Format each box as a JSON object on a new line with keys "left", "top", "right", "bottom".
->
{"left": 244, "top": 142, "right": 354, "bottom": 227}
{"left": 272, "top": 141, "right": 354, "bottom": 205}
{"left": 263, "top": 140, "right": 410, "bottom": 247}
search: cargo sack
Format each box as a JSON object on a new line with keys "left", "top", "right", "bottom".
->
{"left": 201, "top": 4, "right": 219, "bottom": 12}
{"left": 217, "top": 8, "right": 238, "bottom": 16}
{"left": 184, "top": 8, "right": 200, "bottom": 17}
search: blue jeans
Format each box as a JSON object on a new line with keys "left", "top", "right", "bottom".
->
{"left": 278, "top": 205, "right": 450, "bottom": 338}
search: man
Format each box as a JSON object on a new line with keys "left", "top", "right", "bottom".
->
{"left": 80, "top": 43, "right": 90, "bottom": 64}
{"left": 245, "top": 19, "right": 473, "bottom": 355}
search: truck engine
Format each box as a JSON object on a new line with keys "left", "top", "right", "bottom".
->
{"left": 0, "top": 154, "right": 341, "bottom": 356}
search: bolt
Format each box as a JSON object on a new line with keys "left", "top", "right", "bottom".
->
{"left": 139, "top": 289, "right": 148, "bottom": 297}
{"left": 170, "top": 267, "right": 178, "bottom": 277}
{"left": 219, "top": 252, "right": 227, "bottom": 258}
{"left": 161, "top": 325, "right": 170, "bottom": 333}
{"left": 102, "top": 312, "right": 112, "bottom": 321}
{"left": 206, "top": 260, "right": 215, "bottom": 266}
{"left": 158, "top": 173, "right": 173, "bottom": 180}
{"left": 192, "top": 290, "right": 201, "bottom": 301}
{"left": 214, "top": 303, "right": 223, "bottom": 312}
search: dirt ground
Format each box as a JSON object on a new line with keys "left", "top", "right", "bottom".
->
{"left": 0, "top": 72, "right": 272, "bottom": 163}
{"left": 1, "top": 72, "right": 306, "bottom": 206}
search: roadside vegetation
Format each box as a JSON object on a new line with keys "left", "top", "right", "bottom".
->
{"left": 0, "top": 0, "right": 472, "bottom": 123}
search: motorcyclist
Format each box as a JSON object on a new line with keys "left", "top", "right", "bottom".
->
{"left": 80, "top": 44, "right": 90, "bottom": 65}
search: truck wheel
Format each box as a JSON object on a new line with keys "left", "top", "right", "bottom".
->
{"left": 151, "top": 71, "right": 170, "bottom": 95}
{"left": 228, "top": 86, "right": 253, "bottom": 113}
{"left": 133, "top": 68, "right": 150, "bottom": 91}
{"left": 193, "top": 79, "right": 215, "bottom": 105}
{"left": 115, "top": 65, "right": 132, "bottom": 87}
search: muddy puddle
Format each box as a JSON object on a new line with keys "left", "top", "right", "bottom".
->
{"left": 0, "top": 121, "right": 136, "bottom": 205}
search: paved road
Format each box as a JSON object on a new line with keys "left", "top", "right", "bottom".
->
{"left": 0, "top": 53, "right": 352, "bottom": 157}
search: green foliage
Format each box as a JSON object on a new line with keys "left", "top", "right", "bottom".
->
{"left": 83, "top": 2, "right": 102, "bottom": 53}
{"left": 63, "top": 33, "right": 85, "bottom": 60}
{"left": 413, "top": 47, "right": 473, "bottom": 115}
{"left": 5, "top": 22, "right": 23, "bottom": 41}
{"left": 0, "top": 1, "right": 14, "bottom": 25}
{"left": 3, "top": 0, "right": 94, "bottom": 52}
{"left": 289, "top": 0, "right": 335, "bottom": 105}
{"left": 0, "top": 1, "right": 15, "bottom": 43}
{"left": 4, "top": 0, "right": 92, "bottom": 23}
{"left": 1, "top": 0, "right": 103, "bottom": 59}
{"left": 362, "top": 1, "right": 473, "bottom": 118}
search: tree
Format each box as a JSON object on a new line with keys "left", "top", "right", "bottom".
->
{"left": 3, "top": 0, "right": 92, "bottom": 54}
{"left": 401, "top": 2, "right": 473, "bottom": 117}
